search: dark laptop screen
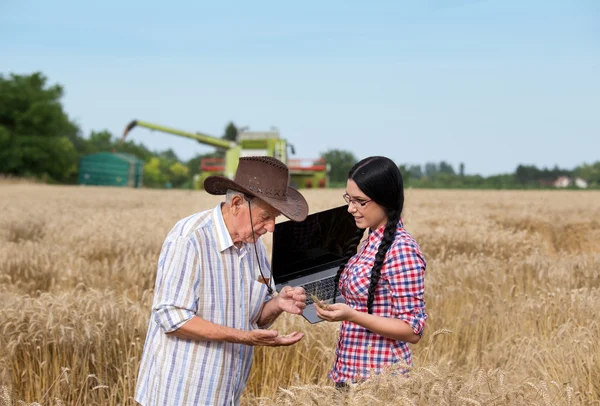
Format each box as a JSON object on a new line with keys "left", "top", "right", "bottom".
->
{"left": 271, "top": 205, "right": 359, "bottom": 280}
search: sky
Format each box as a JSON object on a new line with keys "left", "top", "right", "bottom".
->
{"left": 1, "top": 0, "right": 598, "bottom": 176}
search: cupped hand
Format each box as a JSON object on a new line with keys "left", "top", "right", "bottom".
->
{"left": 315, "top": 303, "right": 355, "bottom": 322}
{"left": 276, "top": 286, "right": 306, "bottom": 315}
{"left": 245, "top": 329, "right": 304, "bottom": 347}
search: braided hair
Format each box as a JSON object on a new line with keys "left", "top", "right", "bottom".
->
{"left": 332, "top": 156, "right": 405, "bottom": 314}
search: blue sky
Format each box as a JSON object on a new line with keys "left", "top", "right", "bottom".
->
{"left": 2, "top": 0, "right": 598, "bottom": 176}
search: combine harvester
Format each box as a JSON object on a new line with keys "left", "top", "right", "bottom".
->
{"left": 121, "top": 120, "right": 329, "bottom": 189}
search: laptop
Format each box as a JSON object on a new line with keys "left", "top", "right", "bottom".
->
{"left": 271, "top": 205, "right": 360, "bottom": 323}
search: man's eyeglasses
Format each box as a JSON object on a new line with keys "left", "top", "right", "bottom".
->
{"left": 343, "top": 193, "right": 372, "bottom": 207}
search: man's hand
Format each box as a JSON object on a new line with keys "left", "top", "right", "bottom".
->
{"left": 276, "top": 286, "right": 307, "bottom": 315}
{"left": 244, "top": 329, "right": 304, "bottom": 346}
{"left": 315, "top": 303, "right": 356, "bottom": 322}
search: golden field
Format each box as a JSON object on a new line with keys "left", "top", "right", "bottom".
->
{"left": 0, "top": 184, "right": 598, "bottom": 405}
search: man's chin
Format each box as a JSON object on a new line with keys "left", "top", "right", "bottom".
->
{"left": 247, "top": 235, "right": 262, "bottom": 243}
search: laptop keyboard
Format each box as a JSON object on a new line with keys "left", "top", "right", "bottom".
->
{"left": 302, "top": 277, "right": 338, "bottom": 305}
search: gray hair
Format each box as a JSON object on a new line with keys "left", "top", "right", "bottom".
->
{"left": 226, "top": 189, "right": 258, "bottom": 207}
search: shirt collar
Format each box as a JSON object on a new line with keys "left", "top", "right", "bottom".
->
{"left": 212, "top": 203, "right": 235, "bottom": 253}
{"left": 367, "top": 218, "right": 404, "bottom": 244}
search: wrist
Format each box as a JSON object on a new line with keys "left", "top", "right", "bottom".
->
{"left": 347, "top": 308, "right": 359, "bottom": 323}
{"left": 235, "top": 329, "right": 250, "bottom": 345}
{"left": 274, "top": 294, "right": 285, "bottom": 313}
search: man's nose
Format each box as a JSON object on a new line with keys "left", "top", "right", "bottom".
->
{"left": 265, "top": 221, "right": 275, "bottom": 233}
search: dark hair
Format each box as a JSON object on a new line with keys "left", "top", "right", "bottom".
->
{"left": 332, "top": 156, "right": 404, "bottom": 314}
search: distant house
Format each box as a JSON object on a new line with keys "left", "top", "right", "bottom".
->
{"left": 554, "top": 176, "right": 571, "bottom": 188}
{"left": 552, "top": 176, "right": 588, "bottom": 189}
{"left": 574, "top": 177, "right": 588, "bottom": 189}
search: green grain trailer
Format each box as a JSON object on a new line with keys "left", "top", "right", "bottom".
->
{"left": 78, "top": 152, "right": 144, "bottom": 187}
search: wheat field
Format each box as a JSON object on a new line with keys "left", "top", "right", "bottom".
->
{"left": 0, "top": 184, "right": 598, "bottom": 405}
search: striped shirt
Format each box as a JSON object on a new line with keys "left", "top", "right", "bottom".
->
{"left": 135, "top": 204, "right": 272, "bottom": 406}
{"left": 330, "top": 220, "right": 427, "bottom": 383}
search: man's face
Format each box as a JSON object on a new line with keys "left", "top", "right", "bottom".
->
{"left": 234, "top": 197, "right": 280, "bottom": 244}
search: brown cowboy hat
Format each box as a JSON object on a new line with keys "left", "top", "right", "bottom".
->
{"left": 204, "top": 156, "right": 309, "bottom": 222}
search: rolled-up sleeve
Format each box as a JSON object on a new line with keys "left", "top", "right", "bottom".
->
{"left": 385, "top": 242, "right": 427, "bottom": 336}
{"left": 152, "top": 236, "right": 200, "bottom": 333}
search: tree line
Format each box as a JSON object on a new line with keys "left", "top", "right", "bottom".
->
{"left": 1, "top": 72, "right": 598, "bottom": 189}
{"left": 397, "top": 161, "right": 600, "bottom": 189}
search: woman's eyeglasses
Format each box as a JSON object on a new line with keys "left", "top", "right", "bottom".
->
{"left": 343, "top": 193, "right": 372, "bottom": 207}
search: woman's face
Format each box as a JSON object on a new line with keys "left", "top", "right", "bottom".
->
{"left": 344, "top": 179, "right": 388, "bottom": 231}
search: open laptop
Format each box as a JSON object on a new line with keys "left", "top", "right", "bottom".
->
{"left": 271, "top": 205, "right": 360, "bottom": 323}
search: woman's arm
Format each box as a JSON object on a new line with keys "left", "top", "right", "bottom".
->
{"left": 315, "top": 303, "right": 421, "bottom": 343}
{"left": 349, "top": 308, "right": 421, "bottom": 343}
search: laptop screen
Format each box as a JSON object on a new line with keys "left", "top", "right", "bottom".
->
{"left": 271, "top": 205, "right": 360, "bottom": 281}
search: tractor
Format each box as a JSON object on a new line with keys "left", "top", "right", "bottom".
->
{"left": 121, "top": 120, "right": 329, "bottom": 189}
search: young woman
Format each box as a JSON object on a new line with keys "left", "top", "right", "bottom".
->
{"left": 315, "top": 156, "right": 427, "bottom": 387}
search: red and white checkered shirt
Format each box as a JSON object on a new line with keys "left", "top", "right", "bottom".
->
{"left": 330, "top": 219, "right": 427, "bottom": 383}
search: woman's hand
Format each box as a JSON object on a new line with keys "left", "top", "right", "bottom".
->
{"left": 315, "top": 303, "right": 356, "bottom": 322}
{"left": 317, "top": 303, "right": 423, "bottom": 343}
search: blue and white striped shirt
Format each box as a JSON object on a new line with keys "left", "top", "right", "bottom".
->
{"left": 135, "top": 204, "right": 272, "bottom": 406}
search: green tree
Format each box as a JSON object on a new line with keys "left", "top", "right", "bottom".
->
{"left": 407, "top": 165, "right": 423, "bottom": 180}
{"left": 66, "top": 129, "right": 95, "bottom": 159}
{"left": 0, "top": 72, "right": 80, "bottom": 182}
{"left": 169, "top": 161, "right": 190, "bottom": 187}
{"left": 320, "top": 149, "right": 358, "bottom": 185}
{"left": 515, "top": 165, "right": 540, "bottom": 185}
{"left": 88, "top": 130, "right": 114, "bottom": 153}
{"left": 186, "top": 154, "right": 204, "bottom": 178}
{"left": 159, "top": 148, "right": 179, "bottom": 161}
{"left": 144, "top": 157, "right": 169, "bottom": 187}
{"left": 222, "top": 122, "right": 238, "bottom": 142}
{"left": 424, "top": 162, "right": 438, "bottom": 179}
{"left": 574, "top": 161, "right": 600, "bottom": 186}
{"left": 116, "top": 139, "right": 155, "bottom": 162}
{"left": 439, "top": 161, "right": 456, "bottom": 175}
{"left": 398, "top": 165, "right": 411, "bottom": 185}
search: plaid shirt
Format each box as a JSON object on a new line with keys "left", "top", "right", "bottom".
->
{"left": 330, "top": 219, "right": 427, "bottom": 383}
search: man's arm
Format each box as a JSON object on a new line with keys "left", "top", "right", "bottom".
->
{"left": 167, "top": 315, "right": 304, "bottom": 346}
{"left": 256, "top": 286, "right": 306, "bottom": 328}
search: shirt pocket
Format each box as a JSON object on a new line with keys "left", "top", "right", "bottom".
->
{"left": 248, "top": 279, "right": 268, "bottom": 324}
{"left": 342, "top": 265, "right": 370, "bottom": 303}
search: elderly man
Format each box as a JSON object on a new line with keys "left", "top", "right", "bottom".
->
{"left": 135, "top": 156, "right": 309, "bottom": 406}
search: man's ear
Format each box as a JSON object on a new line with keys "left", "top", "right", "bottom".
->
{"left": 230, "top": 194, "right": 244, "bottom": 215}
